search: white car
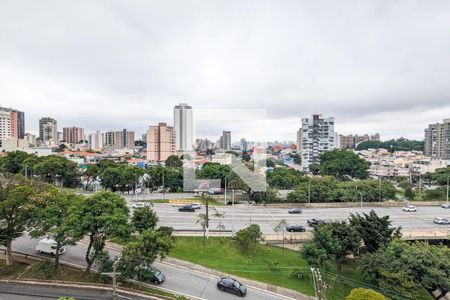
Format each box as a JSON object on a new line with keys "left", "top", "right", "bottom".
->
{"left": 433, "top": 218, "right": 450, "bottom": 225}
{"left": 402, "top": 205, "right": 417, "bottom": 212}
{"left": 191, "top": 203, "right": 201, "bottom": 209}
{"left": 132, "top": 202, "right": 150, "bottom": 209}
{"left": 36, "top": 238, "right": 65, "bottom": 256}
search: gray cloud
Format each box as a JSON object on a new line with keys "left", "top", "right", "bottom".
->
{"left": 1, "top": 0, "right": 450, "bottom": 141}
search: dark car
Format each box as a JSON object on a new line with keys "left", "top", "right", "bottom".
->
{"left": 307, "top": 218, "right": 325, "bottom": 227}
{"left": 217, "top": 277, "right": 247, "bottom": 297}
{"left": 178, "top": 205, "right": 196, "bottom": 212}
{"left": 137, "top": 265, "right": 166, "bottom": 284}
{"left": 286, "top": 224, "right": 306, "bottom": 232}
{"left": 288, "top": 208, "right": 302, "bottom": 214}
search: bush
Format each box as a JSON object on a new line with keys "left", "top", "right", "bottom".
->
{"left": 235, "top": 224, "right": 263, "bottom": 254}
{"left": 346, "top": 288, "right": 387, "bottom": 300}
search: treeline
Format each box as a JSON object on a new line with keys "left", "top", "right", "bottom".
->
{"left": 0, "top": 174, "right": 172, "bottom": 280}
{"left": 302, "top": 211, "right": 450, "bottom": 300}
{"left": 356, "top": 138, "right": 424, "bottom": 152}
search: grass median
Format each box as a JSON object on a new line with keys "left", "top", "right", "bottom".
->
{"left": 170, "top": 236, "right": 316, "bottom": 296}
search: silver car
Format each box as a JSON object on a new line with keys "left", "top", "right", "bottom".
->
{"left": 433, "top": 218, "right": 450, "bottom": 225}
{"left": 402, "top": 205, "right": 417, "bottom": 212}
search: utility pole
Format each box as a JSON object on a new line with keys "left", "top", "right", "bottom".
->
{"left": 378, "top": 176, "right": 382, "bottom": 202}
{"left": 101, "top": 255, "right": 122, "bottom": 300}
{"left": 447, "top": 176, "right": 449, "bottom": 204}
{"left": 162, "top": 172, "right": 165, "bottom": 200}
{"left": 360, "top": 192, "right": 363, "bottom": 209}
{"left": 224, "top": 176, "right": 227, "bottom": 205}
{"left": 308, "top": 176, "right": 311, "bottom": 204}
{"left": 311, "top": 268, "right": 325, "bottom": 300}
{"left": 205, "top": 195, "right": 209, "bottom": 238}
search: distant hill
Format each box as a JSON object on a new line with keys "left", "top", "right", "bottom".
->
{"left": 356, "top": 138, "right": 424, "bottom": 152}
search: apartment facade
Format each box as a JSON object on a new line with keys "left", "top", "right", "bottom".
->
{"left": 339, "top": 133, "right": 380, "bottom": 149}
{"left": 0, "top": 107, "right": 25, "bottom": 140}
{"left": 219, "top": 130, "right": 231, "bottom": 150}
{"left": 425, "top": 118, "right": 450, "bottom": 160}
{"left": 146, "top": 122, "right": 176, "bottom": 161}
{"left": 104, "top": 129, "right": 135, "bottom": 150}
{"left": 299, "top": 114, "right": 336, "bottom": 171}
{"left": 63, "top": 126, "right": 85, "bottom": 144}
{"left": 88, "top": 131, "right": 103, "bottom": 150}
{"left": 174, "top": 103, "right": 193, "bottom": 152}
{"left": 39, "top": 117, "right": 58, "bottom": 143}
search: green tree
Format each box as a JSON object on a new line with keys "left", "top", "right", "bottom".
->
{"left": 165, "top": 155, "right": 183, "bottom": 168}
{"left": 320, "top": 149, "right": 369, "bottom": 180}
{"left": 348, "top": 210, "right": 401, "bottom": 253}
{"left": 33, "top": 155, "right": 81, "bottom": 187}
{"left": 430, "top": 167, "right": 450, "bottom": 186}
{"left": 0, "top": 185, "right": 36, "bottom": 266}
{"left": 267, "top": 167, "right": 306, "bottom": 189}
{"left": 29, "top": 189, "right": 83, "bottom": 271}
{"left": 119, "top": 230, "right": 173, "bottom": 281}
{"left": 301, "top": 221, "right": 360, "bottom": 273}
{"left": 0, "top": 151, "right": 32, "bottom": 174}
{"left": 68, "top": 191, "right": 131, "bottom": 272}
{"left": 235, "top": 224, "right": 263, "bottom": 255}
{"left": 356, "top": 139, "right": 424, "bottom": 152}
{"left": 273, "top": 219, "right": 288, "bottom": 258}
{"left": 131, "top": 206, "right": 158, "bottom": 234}
{"left": 362, "top": 240, "right": 450, "bottom": 300}
{"left": 309, "top": 163, "right": 321, "bottom": 176}
{"left": 346, "top": 288, "right": 387, "bottom": 300}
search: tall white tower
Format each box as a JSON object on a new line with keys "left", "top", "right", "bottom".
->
{"left": 173, "top": 103, "right": 193, "bottom": 152}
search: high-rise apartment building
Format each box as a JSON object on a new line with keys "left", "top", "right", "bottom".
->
{"left": 39, "top": 117, "right": 58, "bottom": 143}
{"left": 0, "top": 106, "right": 25, "bottom": 139}
{"left": 174, "top": 103, "right": 193, "bottom": 152}
{"left": 63, "top": 126, "right": 85, "bottom": 144}
{"left": 104, "top": 129, "right": 135, "bottom": 150}
{"left": 425, "top": 118, "right": 450, "bottom": 160}
{"left": 146, "top": 122, "right": 175, "bottom": 161}
{"left": 88, "top": 131, "right": 103, "bottom": 150}
{"left": 299, "top": 114, "right": 336, "bottom": 171}
{"left": 219, "top": 130, "right": 231, "bottom": 150}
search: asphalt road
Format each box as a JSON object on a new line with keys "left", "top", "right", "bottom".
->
{"left": 9, "top": 236, "right": 289, "bottom": 300}
{"left": 150, "top": 204, "right": 450, "bottom": 234}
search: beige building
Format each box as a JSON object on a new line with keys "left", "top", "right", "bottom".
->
{"left": 425, "top": 118, "right": 450, "bottom": 160}
{"left": 104, "top": 129, "right": 135, "bottom": 150}
{"left": 147, "top": 122, "right": 176, "bottom": 161}
{"left": 63, "top": 126, "right": 85, "bottom": 144}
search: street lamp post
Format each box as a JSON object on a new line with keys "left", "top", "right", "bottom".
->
{"left": 308, "top": 176, "right": 311, "bottom": 204}
{"left": 447, "top": 176, "right": 449, "bottom": 204}
{"left": 231, "top": 189, "right": 235, "bottom": 236}
{"left": 360, "top": 192, "right": 363, "bottom": 209}
{"left": 224, "top": 176, "right": 227, "bottom": 205}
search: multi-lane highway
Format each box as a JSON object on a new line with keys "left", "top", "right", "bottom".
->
{"left": 10, "top": 236, "right": 292, "bottom": 300}
{"left": 150, "top": 203, "right": 450, "bottom": 234}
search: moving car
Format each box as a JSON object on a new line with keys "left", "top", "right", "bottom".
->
{"left": 217, "top": 277, "right": 247, "bottom": 297}
{"left": 36, "top": 238, "right": 65, "bottom": 256}
{"left": 307, "top": 219, "right": 326, "bottom": 227}
{"left": 191, "top": 203, "right": 201, "bottom": 209}
{"left": 288, "top": 208, "right": 302, "bottom": 214}
{"left": 441, "top": 203, "right": 450, "bottom": 209}
{"left": 286, "top": 224, "right": 306, "bottom": 232}
{"left": 433, "top": 218, "right": 450, "bottom": 225}
{"left": 137, "top": 264, "right": 166, "bottom": 284}
{"left": 178, "top": 205, "right": 196, "bottom": 212}
{"left": 402, "top": 205, "right": 417, "bottom": 212}
{"left": 132, "top": 202, "right": 149, "bottom": 209}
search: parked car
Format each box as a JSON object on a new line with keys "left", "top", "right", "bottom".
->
{"left": 138, "top": 264, "right": 166, "bottom": 284}
{"left": 441, "top": 203, "right": 450, "bottom": 209}
{"left": 191, "top": 203, "right": 201, "bottom": 209}
{"left": 433, "top": 218, "right": 450, "bottom": 225}
{"left": 36, "top": 238, "right": 65, "bottom": 256}
{"left": 307, "top": 219, "right": 326, "bottom": 227}
{"left": 286, "top": 224, "right": 306, "bottom": 232}
{"left": 402, "top": 205, "right": 417, "bottom": 212}
{"left": 217, "top": 277, "right": 247, "bottom": 297}
{"left": 178, "top": 205, "right": 196, "bottom": 212}
{"left": 288, "top": 208, "right": 302, "bottom": 214}
{"left": 132, "top": 202, "right": 149, "bottom": 209}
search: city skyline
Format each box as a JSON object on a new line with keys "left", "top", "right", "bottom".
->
{"left": 2, "top": 1, "right": 450, "bottom": 141}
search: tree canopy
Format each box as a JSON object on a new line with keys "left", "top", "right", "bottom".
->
{"left": 319, "top": 149, "right": 369, "bottom": 180}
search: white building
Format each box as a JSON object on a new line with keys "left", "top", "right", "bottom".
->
{"left": 88, "top": 131, "right": 103, "bottom": 150}
{"left": 174, "top": 103, "right": 193, "bottom": 152}
{"left": 298, "top": 114, "right": 336, "bottom": 171}
{"left": 0, "top": 110, "right": 12, "bottom": 140}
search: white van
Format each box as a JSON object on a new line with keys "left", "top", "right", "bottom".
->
{"left": 35, "top": 238, "right": 66, "bottom": 256}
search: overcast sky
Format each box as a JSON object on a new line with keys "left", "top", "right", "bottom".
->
{"left": 1, "top": 0, "right": 450, "bottom": 142}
